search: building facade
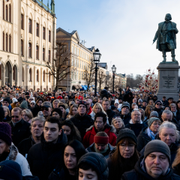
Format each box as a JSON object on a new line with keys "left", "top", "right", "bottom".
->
{"left": 0, "top": 0, "right": 56, "bottom": 90}
{"left": 56, "top": 27, "right": 95, "bottom": 91}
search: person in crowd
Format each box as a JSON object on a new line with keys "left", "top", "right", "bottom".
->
{"left": 59, "top": 104, "right": 68, "bottom": 120}
{"left": 20, "top": 100, "right": 29, "bottom": 110}
{"left": 168, "top": 97, "right": 174, "bottom": 106}
{"left": 137, "top": 99, "right": 143, "bottom": 108}
{"left": 70, "top": 101, "right": 93, "bottom": 138}
{"left": 18, "top": 116, "right": 45, "bottom": 157}
{"left": 137, "top": 117, "right": 161, "bottom": 152}
{"left": 120, "top": 102, "right": 131, "bottom": 125}
{"left": 100, "top": 86, "right": 110, "bottom": 99}
{"left": 102, "top": 99, "right": 115, "bottom": 124}
{"left": 142, "top": 100, "right": 147, "bottom": 110}
{"left": 162, "top": 96, "right": 169, "bottom": 107}
{"left": 21, "top": 109, "right": 33, "bottom": 123}
{"left": 27, "top": 117, "right": 67, "bottom": 180}
{"left": 132, "top": 98, "right": 137, "bottom": 104}
{"left": 158, "top": 121, "right": 179, "bottom": 165}
{"left": 145, "top": 105, "right": 154, "bottom": 119}
{"left": 2, "top": 106, "right": 11, "bottom": 122}
{"left": 30, "top": 101, "right": 36, "bottom": 109}
{"left": 83, "top": 112, "right": 116, "bottom": 148}
{"left": 86, "top": 98, "right": 93, "bottom": 115}
{"left": 36, "top": 98, "right": 43, "bottom": 107}
{"left": 11, "top": 98, "right": 19, "bottom": 109}
{"left": 66, "top": 104, "right": 78, "bottom": 119}
{"left": 126, "top": 109, "right": 145, "bottom": 137}
{"left": 111, "top": 117, "right": 125, "bottom": 136}
{"left": 176, "top": 100, "right": 180, "bottom": 112}
{"left": 41, "top": 101, "right": 52, "bottom": 119}
{"left": 9, "top": 107, "right": 31, "bottom": 146}
{"left": 61, "top": 120, "right": 81, "bottom": 142}
{"left": 52, "top": 99, "right": 60, "bottom": 109}
{"left": 170, "top": 103, "right": 180, "bottom": 121}
{"left": 49, "top": 139, "right": 86, "bottom": 180}
{"left": 86, "top": 132, "right": 115, "bottom": 159}
{"left": 148, "top": 99, "right": 154, "bottom": 107}
{"left": 138, "top": 108, "right": 145, "bottom": 122}
{"left": 172, "top": 148, "right": 180, "bottom": 176}
{"left": 108, "top": 128, "right": 139, "bottom": 180}
{"left": 154, "top": 100, "right": 164, "bottom": 118}
{"left": 131, "top": 103, "right": 138, "bottom": 112}
{"left": 122, "top": 140, "right": 180, "bottom": 180}
{"left": 51, "top": 108, "right": 62, "bottom": 121}
{"left": 0, "top": 122, "right": 32, "bottom": 176}
{"left": 3, "top": 97, "right": 12, "bottom": 111}
{"left": 77, "top": 152, "right": 109, "bottom": 180}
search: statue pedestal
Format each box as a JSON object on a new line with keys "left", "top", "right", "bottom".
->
{"left": 157, "top": 62, "right": 179, "bottom": 100}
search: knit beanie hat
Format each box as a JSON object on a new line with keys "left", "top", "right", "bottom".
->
{"left": 150, "top": 111, "right": 159, "bottom": 118}
{"left": 144, "top": 140, "right": 171, "bottom": 162}
{"left": 121, "top": 102, "right": 130, "bottom": 109}
{"left": 147, "top": 117, "right": 160, "bottom": 127}
{"left": 3, "top": 97, "right": 11, "bottom": 104}
{"left": 116, "top": 128, "right": 137, "bottom": 145}
{"left": 0, "top": 122, "right": 12, "bottom": 145}
{"left": 51, "top": 108, "right": 62, "bottom": 117}
{"left": 0, "top": 160, "right": 22, "bottom": 180}
{"left": 94, "top": 133, "right": 109, "bottom": 145}
{"left": 20, "top": 100, "right": 28, "bottom": 109}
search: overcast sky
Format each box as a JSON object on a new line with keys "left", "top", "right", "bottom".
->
{"left": 49, "top": 0, "right": 180, "bottom": 77}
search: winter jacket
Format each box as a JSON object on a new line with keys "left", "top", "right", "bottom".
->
{"left": 120, "top": 113, "right": 131, "bottom": 126}
{"left": 9, "top": 119, "right": 31, "bottom": 146}
{"left": 106, "top": 109, "right": 116, "bottom": 124}
{"left": 3, "top": 143, "right": 32, "bottom": 176}
{"left": 154, "top": 107, "right": 163, "bottom": 118}
{"left": 70, "top": 113, "right": 94, "bottom": 138}
{"left": 173, "top": 163, "right": 180, "bottom": 176}
{"left": 86, "top": 143, "right": 115, "bottom": 159}
{"left": 83, "top": 125, "right": 117, "bottom": 148}
{"left": 27, "top": 131, "right": 68, "bottom": 180}
{"left": 121, "top": 157, "right": 180, "bottom": 180}
{"left": 137, "top": 127, "right": 152, "bottom": 152}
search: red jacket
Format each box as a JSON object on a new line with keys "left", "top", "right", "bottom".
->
{"left": 83, "top": 125, "right": 117, "bottom": 148}
{"left": 87, "top": 107, "right": 92, "bottom": 115}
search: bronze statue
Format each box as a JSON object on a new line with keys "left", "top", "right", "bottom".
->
{"left": 153, "top": 13, "right": 178, "bottom": 62}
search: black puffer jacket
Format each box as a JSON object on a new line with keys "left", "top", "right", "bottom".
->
{"left": 121, "top": 157, "right": 180, "bottom": 180}
{"left": 78, "top": 152, "right": 109, "bottom": 180}
{"left": 27, "top": 131, "right": 67, "bottom": 180}
{"left": 70, "top": 113, "right": 93, "bottom": 138}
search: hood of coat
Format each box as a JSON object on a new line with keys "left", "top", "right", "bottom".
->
{"left": 6, "top": 143, "right": 18, "bottom": 161}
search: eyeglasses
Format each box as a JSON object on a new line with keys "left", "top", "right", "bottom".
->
{"left": 41, "top": 107, "right": 49, "bottom": 111}
{"left": 11, "top": 116, "right": 19, "bottom": 118}
{"left": 156, "top": 103, "right": 162, "bottom": 105}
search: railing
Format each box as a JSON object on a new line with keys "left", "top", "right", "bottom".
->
{"left": 34, "top": 0, "right": 54, "bottom": 14}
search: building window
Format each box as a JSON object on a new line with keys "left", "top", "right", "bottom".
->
{"left": 29, "top": 43, "right": 32, "bottom": 58}
{"left": 36, "top": 23, "right": 39, "bottom": 37}
{"left": 6, "top": 5, "right": 8, "bottom": 21}
{"left": 37, "top": 70, "right": 39, "bottom": 82}
{"left": 29, "top": 68, "right": 32, "bottom": 82}
{"left": 49, "top": 72, "right": 51, "bottom": 82}
{"left": 13, "top": 66, "right": 16, "bottom": 81}
{"left": 36, "top": 45, "right": 39, "bottom": 60}
{"left": 43, "top": 48, "right": 45, "bottom": 61}
{"left": 21, "top": 40, "right": 24, "bottom": 56}
{"left": 9, "top": 35, "right": 11, "bottom": 52}
{"left": 9, "top": 4, "right": 11, "bottom": 22}
{"left": 3, "top": 32, "right": 5, "bottom": 51}
{"left": 21, "top": 14, "right": 24, "bottom": 29}
{"left": 3, "top": 0, "right": 5, "bottom": 20}
{"left": 43, "top": 27, "right": 45, "bottom": 40}
{"left": 22, "top": 67, "right": 24, "bottom": 82}
{"left": 49, "top": 30, "right": 51, "bottom": 42}
{"left": 48, "top": 50, "right": 51, "bottom": 62}
{"left": 43, "top": 70, "right": 45, "bottom": 82}
{"left": 29, "top": 19, "right": 32, "bottom": 34}
{"left": 6, "top": 33, "right": 8, "bottom": 51}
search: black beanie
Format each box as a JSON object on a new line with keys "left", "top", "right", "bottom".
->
{"left": 116, "top": 128, "right": 137, "bottom": 145}
{"left": 0, "top": 160, "right": 22, "bottom": 180}
{"left": 51, "top": 108, "right": 62, "bottom": 117}
{"left": 3, "top": 97, "right": 11, "bottom": 104}
{"left": 0, "top": 122, "right": 12, "bottom": 145}
{"left": 144, "top": 140, "right": 171, "bottom": 162}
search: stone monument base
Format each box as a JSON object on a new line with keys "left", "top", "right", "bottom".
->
{"left": 157, "top": 62, "right": 179, "bottom": 100}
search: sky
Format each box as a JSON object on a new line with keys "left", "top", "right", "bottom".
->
{"left": 47, "top": 0, "right": 180, "bottom": 77}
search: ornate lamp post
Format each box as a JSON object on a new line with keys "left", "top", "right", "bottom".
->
{"left": 111, "top": 65, "right": 116, "bottom": 94}
{"left": 93, "top": 49, "right": 101, "bottom": 96}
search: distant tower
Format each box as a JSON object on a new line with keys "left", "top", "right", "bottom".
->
{"left": 51, "top": 0, "right": 55, "bottom": 14}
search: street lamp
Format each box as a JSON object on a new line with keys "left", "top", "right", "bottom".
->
{"left": 111, "top": 64, "right": 116, "bottom": 94}
{"left": 93, "top": 48, "right": 101, "bottom": 96}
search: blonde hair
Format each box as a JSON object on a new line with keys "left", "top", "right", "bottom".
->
{"left": 93, "top": 102, "right": 108, "bottom": 116}
{"left": 172, "top": 148, "right": 180, "bottom": 168}
{"left": 111, "top": 117, "right": 125, "bottom": 128}
{"left": 22, "top": 109, "right": 33, "bottom": 119}
{"left": 2, "top": 106, "right": 10, "bottom": 116}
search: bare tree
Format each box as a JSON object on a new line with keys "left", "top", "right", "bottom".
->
{"left": 46, "top": 42, "right": 71, "bottom": 91}
{"left": 83, "top": 58, "right": 95, "bottom": 91}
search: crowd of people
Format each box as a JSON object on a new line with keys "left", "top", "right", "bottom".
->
{"left": 0, "top": 85, "right": 180, "bottom": 179}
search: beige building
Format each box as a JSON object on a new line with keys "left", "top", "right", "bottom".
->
{"left": 56, "top": 27, "right": 95, "bottom": 91}
{"left": 0, "top": 0, "right": 56, "bottom": 90}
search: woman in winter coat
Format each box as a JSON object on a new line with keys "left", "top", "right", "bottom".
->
{"left": 0, "top": 122, "right": 32, "bottom": 176}
{"left": 49, "top": 139, "right": 86, "bottom": 180}
{"left": 111, "top": 117, "right": 125, "bottom": 136}
{"left": 108, "top": 128, "right": 139, "bottom": 180}
{"left": 172, "top": 148, "right": 180, "bottom": 175}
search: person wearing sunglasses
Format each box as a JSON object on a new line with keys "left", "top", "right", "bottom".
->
{"left": 41, "top": 101, "right": 52, "bottom": 119}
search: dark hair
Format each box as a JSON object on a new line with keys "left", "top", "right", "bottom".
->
{"left": 61, "top": 120, "right": 81, "bottom": 142}
{"left": 51, "top": 108, "right": 62, "bottom": 118}
{"left": 78, "top": 163, "right": 96, "bottom": 172}
{"left": 46, "top": 116, "right": 61, "bottom": 130}
{"left": 95, "top": 112, "right": 107, "bottom": 124}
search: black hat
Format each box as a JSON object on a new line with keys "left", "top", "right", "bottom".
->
{"left": 3, "top": 97, "right": 11, "bottom": 104}
{"left": 144, "top": 140, "right": 171, "bottom": 162}
{"left": 155, "top": 100, "right": 162, "bottom": 105}
{"left": 0, "top": 160, "right": 22, "bottom": 180}
{"left": 116, "top": 128, "right": 137, "bottom": 144}
{"left": 121, "top": 102, "right": 130, "bottom": 109}
{"left": 51, "top": 108, "right": 62, "bottom": 117}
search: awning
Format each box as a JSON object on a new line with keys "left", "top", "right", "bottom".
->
{"left": 72, "top": 85, "right": 79, "bottom": 89}
{"left": 81, "top": 85, "right": 87, "bottom": 91}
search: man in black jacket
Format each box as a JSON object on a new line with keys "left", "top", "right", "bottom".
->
{"left": 120, "top": 102, "right": 131, "bottom": 125}
{"left": 122, "top": 140, "right": 180, "bottom": 180}
{"left": 70, "top": 100, "right": 93, "bottom": 138}
{"left": 27, "top": 117, "right": 67, "bottom": 180}
{"left": 9, "top": 107, "right": 31, "bottom": 146}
